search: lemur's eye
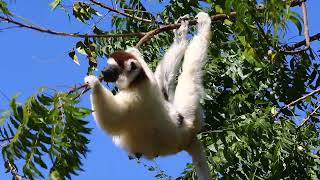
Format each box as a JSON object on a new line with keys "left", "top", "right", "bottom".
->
{"left": 130, "top": 61, "right": 137, "bottom": 71}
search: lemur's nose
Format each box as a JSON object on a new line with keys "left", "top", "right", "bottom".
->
{"left": 101, "top": 65, "right": 122, "bottom": 82}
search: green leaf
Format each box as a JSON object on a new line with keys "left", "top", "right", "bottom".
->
{"left": 225, "top": 0, "right": 233, "bottom": 14}
{"left": 34, "top": 156, "right": 47, "bottom": 169}
{"left": 215, "top": 5, "right": 223, "bottom": 14}
{"left": 68, "top": 49, "right": 80, "bottom": 65}
{"left": 289, "top": 15, "right": 302, "bottom": 35}
{"left": 223, "top": 19, "right": 233, "bottom": 26}
{"left": 0, "top": 1, "right": 11, "bottom": 15}
{"left": 148, "top": 166, "right": 155, "bottom": 171}
{"left": 0, "top": 109, "right": 10, "bottom": 125}
{"left": 50, "top": 171, "right": 63, "bottom": 180}
{"left": 49, "top": 0, "right": 61, "bottom": 10}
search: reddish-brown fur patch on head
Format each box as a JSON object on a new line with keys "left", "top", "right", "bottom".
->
{"left": 109, "top": 51, "right": 136, "bottom": 68}
{"left": 109, "top": 51, "right": 148, "bottom": 87}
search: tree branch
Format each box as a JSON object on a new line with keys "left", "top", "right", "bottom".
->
{"left": 275, "top": 88, "right": 320, "bottom": 117}
{"left": 0, "top": 0, "right": 308, "bottom": 45}
{"left": 134, "top": 0, "right": 307, "bottom": 48}
{"left": 0, "top": 15, "right": 146, "bottom": 38}
{"left": 281, "top": 1, "right": 310, "bottom": 54}
{"left": 135, "top": 13, "right": 236, "bottom": 48}
{"left": 67, "top": 76, "right": 104, "bottom": 100}
{"left": 283, "top": 33, "right": 320, "bottom": 52}
{"left": 298, "top": 103, "right": 320, "bottom": 129}
{"left": 89, "top": 0, "right": 154, "bottom": 23}
{"left": 284, "top": 89, "right": 320, "bottom": 110}
{"left": 0, "top": 137, "right": 13, "bottom": 142}
{"left": 290, "top": 0, "right": 306, "bottom": 7}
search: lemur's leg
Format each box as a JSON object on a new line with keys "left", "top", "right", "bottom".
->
{"left": 186, "top": 137, "right": 211, "bottom": 180}
{"left": 155, "top": 15, "right": 189, "bottom": 102}
{"left": 84, "top": 75, "right": 124, "bottom": 133}
{"left": 173, "top": 12, "right": 211, "bottom": 131}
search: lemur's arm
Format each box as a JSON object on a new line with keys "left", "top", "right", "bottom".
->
{"left": 154, "top": 15, "right": 189, "bottom": 102}
{"left": 84, "top": 75, "right": 124, "bottom": 133}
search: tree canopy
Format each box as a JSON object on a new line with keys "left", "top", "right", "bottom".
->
{"left": 0, "top": 0, "right": 320, "bottom": 179}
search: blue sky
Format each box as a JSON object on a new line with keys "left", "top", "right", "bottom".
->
{"left": 0, "top": 0, "right": 319, "bottom": 179}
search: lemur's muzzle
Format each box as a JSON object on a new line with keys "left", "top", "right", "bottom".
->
{"left": 102, "top": 65, "right": 122, "bottom": 82}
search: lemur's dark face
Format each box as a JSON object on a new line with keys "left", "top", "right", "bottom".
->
{"left": 102, "top": 51, "right": 146, "bottom": 89}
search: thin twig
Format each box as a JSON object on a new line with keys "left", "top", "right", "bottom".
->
{"left": 0, "top": 15, "right": 146, "bottom": 38}
{"left": 0, "top": 137, "right": 13, "bottom": 142}
{"left": 281, "top": 1, "right": 310, "bottom": 54}
{"left": 0, "top": 25, "right": 20, "bottom": 31}
{"left": 283, "top": 88, "right": 320, "bottom": 110}
{"left": 0, "top": 88, "right": 10, "bottom": 102}
{"left": 275, "top": 88, "right": 320, "bottom": 117}
{"left": 67, "top": 76, "right": 104, "bottom": 99}
{"left": 256, "top": 22, "right": 273, "bottom": 47}
{"left": 298, "top": 103, "right": 320, "bottom": 129}
{"left": 89, "top": 0, "right": 154, "bottom": 23}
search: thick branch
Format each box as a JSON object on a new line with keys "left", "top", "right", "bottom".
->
{"left": 89, "top": 0, "right": 153, "bottom": 23}
{"left": 284, "top": 33, "right": 320, "bottom": 52}
{"left": 135, "top": 13, "right": 236, "bottom": 48}
{"left": 0, "top": 16, "right": 146, "bottom": 38}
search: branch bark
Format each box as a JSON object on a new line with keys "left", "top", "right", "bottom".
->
{"left": 0, "top": 15, "right": 146, "bottom": 38}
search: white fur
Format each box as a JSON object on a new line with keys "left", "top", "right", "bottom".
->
{"left": 116, "top": 59, "right": 142, "bottom": 89}
{"left": 85, "top": 12, "right": 212, "bottom": 180}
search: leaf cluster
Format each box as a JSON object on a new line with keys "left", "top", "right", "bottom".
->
{"left": 1, "top": 91, "right": 92, "bottom": 179}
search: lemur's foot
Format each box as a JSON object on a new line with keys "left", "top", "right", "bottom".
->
{"left": 174, "top": 14, "right": 189, "bottom": 42}
{"left": 84, "top": 75, "right": 100, "bottom": 88}
{"left": 195, "top": 12, "right": 211, "bottom": 31}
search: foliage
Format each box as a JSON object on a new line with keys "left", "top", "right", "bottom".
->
{"left": 0, "top": 91, "right": 91, "bottom": 179}
{"left": 1, "top": 0, "right": 320, "bottom": 179}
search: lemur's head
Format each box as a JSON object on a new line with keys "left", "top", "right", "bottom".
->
{"left": 102, "top": 51, "right": 147, "bottom": 89}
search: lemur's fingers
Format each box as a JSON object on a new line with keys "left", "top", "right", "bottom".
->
{"left": 84, "top": 75, "right": 100, "bottom": 88}
{"left": 175, "top": 14, "right": 190, "bottom": 24}
{"left": 174, "top": 14, "right": 189, "bottom": 41}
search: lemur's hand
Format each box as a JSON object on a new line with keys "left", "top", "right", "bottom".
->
{"left": 174, "top": 14, "right": 189, "bottom": 42}
{"left": 84, "top": 75, "right": 100, "bottom": 88}
{"left": 195, "top": 12, "right": 211, "bottom": 31}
